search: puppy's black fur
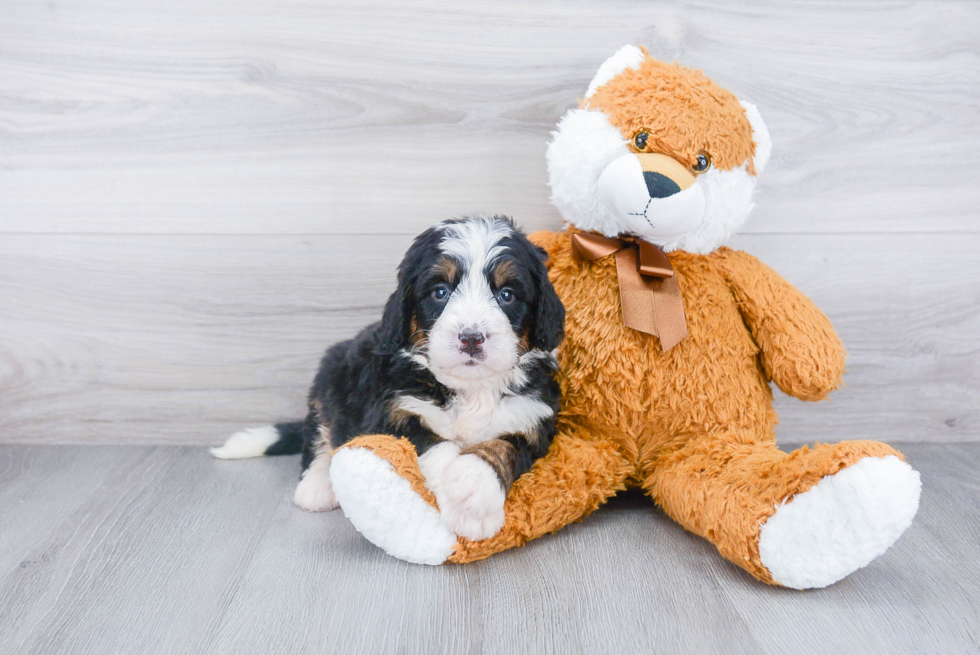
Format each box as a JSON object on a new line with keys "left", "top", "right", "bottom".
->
{"left": 268, "top": 216, "right": 564, "bottom": 491}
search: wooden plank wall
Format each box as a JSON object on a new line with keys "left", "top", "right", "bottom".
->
{"left": 1, "top": 0, "right": 977, "bottom": 445}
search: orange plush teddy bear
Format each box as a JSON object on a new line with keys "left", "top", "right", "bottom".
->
{"left": 328, "top": 46, "right": 921, "bottom": 588}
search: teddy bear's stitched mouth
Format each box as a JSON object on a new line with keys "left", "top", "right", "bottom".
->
{"left": 628, "top": 198, "right": 653, "bottom": 223}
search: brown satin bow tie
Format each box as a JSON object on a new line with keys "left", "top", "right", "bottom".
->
{"left": 569, "top": 228, "right": 688, "bottom": 350}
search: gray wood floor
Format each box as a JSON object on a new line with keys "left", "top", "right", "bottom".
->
{"left": 0, "top": 443, "right": 977, "bottom": 654}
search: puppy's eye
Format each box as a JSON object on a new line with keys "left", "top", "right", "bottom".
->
{"left": 633, "top": 131, "right": 650, "bottom": 152}
{"left": 497, "top": 288, "right": 515, "bottom": 304}
{"left": 431, "top": 285, "right": 450, "bottom": 301}
{"left": 692, "top": 151, "right": 711, "bottom": 173}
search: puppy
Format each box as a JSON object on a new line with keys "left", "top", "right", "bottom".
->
{"left": 212, "top": 215, "right": 565, "bottom": 541}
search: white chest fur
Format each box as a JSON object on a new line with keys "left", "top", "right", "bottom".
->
{"left": 393, "top": 388, "right": 552, "bottom": 447}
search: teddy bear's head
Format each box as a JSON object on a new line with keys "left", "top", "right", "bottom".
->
{"left": 547, "top": 45, "right": 771, "bottom": 254}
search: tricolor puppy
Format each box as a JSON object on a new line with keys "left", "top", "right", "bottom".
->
{"left": 212, "top": 215, "right": 565, "bottom": 541}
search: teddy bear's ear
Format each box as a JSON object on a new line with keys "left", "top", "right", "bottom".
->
{"left": 739, "top": 100, "right": 772, "bottom": 175}
{"left": 585, "top": 44, "right": 646, "bottom": 99}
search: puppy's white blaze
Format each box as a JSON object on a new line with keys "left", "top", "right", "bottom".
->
{"left": 210, "top": 426, "right": 279, "bottom": 459}
{"left": 437, "top": 215, "right": 511, "bottom": 261}
{"left": 428, "top": 217, "right": 520, "bottom": 382}
{"left": 438, "top": 454, "right": 507, "bottom": 541}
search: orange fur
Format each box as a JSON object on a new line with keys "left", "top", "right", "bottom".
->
{"left": 334, "top": 57, "right": 908, "bottom": 585}
{"left": 341, "top": 231, "right": 904, "bottom": 582}
{"left": 587, "top": 57, "right": 758, "bottom": 175}
{"left": 337, "top": 435, "right": 439, "bottom": 509}
{"left": 444, "top": 231, "right": 904, "bottom": 581}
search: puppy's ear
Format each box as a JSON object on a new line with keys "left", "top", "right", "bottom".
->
{"left": 530, "top": 246, "right": 565, "bottom": 352}
{"left": 376, "top": 228, "right": 439, "bottom": 356}
{"left": 375, "top": 282, "right": 413, "bottom": 356}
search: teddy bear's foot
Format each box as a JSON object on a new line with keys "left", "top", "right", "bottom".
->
{"left": 758, "top": 455, "right": 921, "bottom": 589}
{"left": 329, "top": 437, "right": 457, "bottom": 565}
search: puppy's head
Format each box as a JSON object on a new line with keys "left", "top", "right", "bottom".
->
{"left": 377, "top": 215, "right": 564, "bottom": 384}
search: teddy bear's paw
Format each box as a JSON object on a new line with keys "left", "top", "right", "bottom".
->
{"left": 758, "top": 455, "right": 921, "bottom": 589}
{"left": 329, "top": 446, "right": 457, "bottom": 565}
{"left": 436, "top": 454, "right": 507, "bottom": 541}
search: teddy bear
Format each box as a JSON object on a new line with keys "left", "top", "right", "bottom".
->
{"left": 326, "top": 45, "right": 922, "bottom": 589}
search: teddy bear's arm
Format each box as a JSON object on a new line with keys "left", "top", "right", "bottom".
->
{"left": 715, "top": 248, "right": 845, "bottom": 401}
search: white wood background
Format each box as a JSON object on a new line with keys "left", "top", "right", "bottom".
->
{"left": 1, "top": 0, "right": 977, "bottom": 445}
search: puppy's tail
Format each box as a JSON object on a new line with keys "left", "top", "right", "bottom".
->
{"left": 210, "top": 421, "right": 305, "bottom": 459}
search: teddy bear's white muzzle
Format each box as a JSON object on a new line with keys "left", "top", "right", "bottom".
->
{"left": 598, "top": 153, "right": 705, "bottom": 240}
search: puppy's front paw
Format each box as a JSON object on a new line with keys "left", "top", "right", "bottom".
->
{"left": 437, "top": 454, "right": 506, "bottom": 541}
{"left": 294, "top": 468, "right": 339, "bottom": 512}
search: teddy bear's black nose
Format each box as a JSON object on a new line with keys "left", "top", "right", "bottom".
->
{"left": 643, "top": 171, "right": 681, "bottom": 199}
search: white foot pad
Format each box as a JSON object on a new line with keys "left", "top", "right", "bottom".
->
{"left": 759, "top": 455, "right": 921, "bottom": 589}
{"left": 330, "top": 447, "right": 457, "bottom": 565}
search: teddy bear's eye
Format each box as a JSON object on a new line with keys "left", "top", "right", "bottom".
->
{"left": 692, "top": 151, "right": 711, "bottom": 173}
{"left": 633, "top": 131, "right": 650, "bottom": 151}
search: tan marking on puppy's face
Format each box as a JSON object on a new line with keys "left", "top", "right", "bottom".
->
{"left": 432, "top": 256, "right": 460, "bottom": 285}
{"left": 409, "top": 315, "right": 427, "bottom": 348}
{"left": 492, "top": 259, "right": 518, "bottom": 289}
{"left": 461, "top": 439, "right": 518, "bottom": 488}
{"left": 587, "top": 58, "right": 758, "bottom": 175}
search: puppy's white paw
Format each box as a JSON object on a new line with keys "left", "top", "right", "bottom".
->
{"left": 437, "top": 454, "right": 506, "bottom": 541}
{"left": 293, "top": 466, "right": 339, "bottom": 512}
{"left": 418, "top": 441, "right": 461, "bottom": 498}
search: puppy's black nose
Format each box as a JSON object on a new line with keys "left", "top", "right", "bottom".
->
{"left": 458, "top": 329, "right": 485, "bottom": 355}
{"left": 643, "top": 171, "right": 681, "bottom": 199}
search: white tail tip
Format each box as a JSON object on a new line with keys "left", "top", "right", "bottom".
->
{"left": 210, "top": 426, "right": 280, "bottom": 459}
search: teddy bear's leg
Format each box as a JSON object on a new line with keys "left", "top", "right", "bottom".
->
{"left": 643, "top": 435, "right": 921, "bottom": 589}
{"left": 329, "top": 430, "right": 634, "bottom": 565}
{"left": 448, "top": 428, "right": 633, "bottom": 563}
{"left": 329, "top": 435, "right": 458, "bottom": 565}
